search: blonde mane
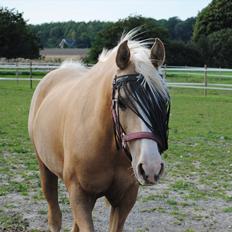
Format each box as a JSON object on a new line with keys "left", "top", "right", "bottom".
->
{"left": 99, "top": 29, "right": 169, "bottom": 102}
{"left": 60, "top": 60, "right": 89, "bottom": 73}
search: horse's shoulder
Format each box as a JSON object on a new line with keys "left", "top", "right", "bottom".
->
{"left": 28, "top": 67, "right": 84, "bottom": 135}
{"left": 35, "top": 67, "right": 84, "bottom": 99}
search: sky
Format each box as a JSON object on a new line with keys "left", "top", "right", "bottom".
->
{"left": 1, "top": 0, "right": 212, "bottom": 25}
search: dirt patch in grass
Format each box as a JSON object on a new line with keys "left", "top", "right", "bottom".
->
{"left": 1, "top": 175, "right": 232, "bottom": 232}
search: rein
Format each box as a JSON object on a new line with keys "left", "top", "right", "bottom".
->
{"left": 111, "top": 73, "right": 164, "bottom": 161}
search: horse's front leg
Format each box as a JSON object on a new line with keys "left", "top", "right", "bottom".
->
{"left": 108, "top": 183, "right": 139, "bottom": 232}
{"left": 66, "top": 181, "right": 96, "bottom": 232}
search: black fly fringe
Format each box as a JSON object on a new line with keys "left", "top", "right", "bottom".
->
{"left": 116, "top": 75, "right": 170, "bottom": 153}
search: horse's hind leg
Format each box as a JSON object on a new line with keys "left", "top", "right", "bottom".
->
{"left": 37, "top": 156, "right": 62, "bottom": 232}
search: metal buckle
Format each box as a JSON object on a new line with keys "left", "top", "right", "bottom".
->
{"left": 121, "top": 133, "right": 126, "bottom": 148}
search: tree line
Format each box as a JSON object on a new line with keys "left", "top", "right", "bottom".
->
{"left": 0, "top": 0, "right": 231, "bottom": 67}
{"left": 81, "top": 16, "right": 201, "bottom": 66}
{"left": 29, "top": 21, "right": 111, "bottom": 48}
{"left": 29, "top": 17, "right": 195, "bottom": 48}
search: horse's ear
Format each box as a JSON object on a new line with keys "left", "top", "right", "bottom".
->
{"left": 150, "top": 38, "right": 165, "bottom": 68}
{"left": 116, "top": 40, "right": 130, "bottom": 70}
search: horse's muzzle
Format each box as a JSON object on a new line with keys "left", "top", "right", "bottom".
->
{"left": 138, "top": 162, "right": 164, "bottom": 185}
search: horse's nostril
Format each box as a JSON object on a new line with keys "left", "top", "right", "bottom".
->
{"left": 154, "top": 163, "right": 164, "bottom": 182}
{"left": 154, "top": 174, "right": 159, "bottom": 182}
{"left": 138, "top": 163, "right": 148, "bottom": 180}
{"left": 159, "top": 162, "right": 164, "bottom": 176}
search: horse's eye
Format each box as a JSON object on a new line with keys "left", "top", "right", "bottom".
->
{"left": 118, "top": 99, "right": 126, "bottom": 110}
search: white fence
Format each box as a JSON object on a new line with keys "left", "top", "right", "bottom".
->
{"left": 0, "top": 63, "right": 232, "bottom": 92}
{"left": 168, "top": 82, "right": 232, "bottom": 91}
{"left": 163, "top": 66, "right": 232, "bottom": 94}
{"left": 0, "top": 62, "right": 60, "bottom": 73}
{"left": 0, "top": 62, "right": 60, "bottom": 88}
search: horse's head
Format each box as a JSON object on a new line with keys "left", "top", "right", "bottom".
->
{"left": 112, "top": 37, "right": 170, "bottom": 185}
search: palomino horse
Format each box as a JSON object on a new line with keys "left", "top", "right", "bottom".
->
{"left": 28, "top": 31, "right": 170, "bottom": 232}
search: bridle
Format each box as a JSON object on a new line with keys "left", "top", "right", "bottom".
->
{"left": 111, "top": 73, "right": 164, "bottom": 161}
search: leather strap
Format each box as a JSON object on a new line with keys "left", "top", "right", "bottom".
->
{"left": 122, "top": 132, "right": 160, "bottom": 148}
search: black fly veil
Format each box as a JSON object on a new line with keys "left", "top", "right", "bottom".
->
{"left": 113, "top": 73, "right": 170, "bottom": 153}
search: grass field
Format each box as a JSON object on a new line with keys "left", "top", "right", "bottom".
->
{"left": 0, "top": 76, "right": 232, "bottom": 231}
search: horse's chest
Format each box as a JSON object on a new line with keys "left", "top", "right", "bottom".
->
{"left": 76, "top": 167, "right": 114, "bottom": 194}
{"left": 75, "top": 164, "right": 133, "bottom": 195}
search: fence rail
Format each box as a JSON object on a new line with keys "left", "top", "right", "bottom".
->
{"left": 0, "top": 78, "right": 42, "bottom": 81}
{"left": 0, "top": 62, "right": 232, "bottom": 92}
{"left": 168, "top": 82, "right": 232, "bottom": 91}
{"left": 0, "top": 63, "right": 60, "bottom": 69}
{"left": 165, "top": 67, "right": 232, "bottom": 72}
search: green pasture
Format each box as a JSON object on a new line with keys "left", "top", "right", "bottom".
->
{"left": 0, "top": 78, "right": 232, "bottom": 230}
{"left": 0, "top": 69, "right": 48, "bottom": 79}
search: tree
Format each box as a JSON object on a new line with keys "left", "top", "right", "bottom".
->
{"left": 165, "top": 17, "right": 182, "bottom": 40}
{"left": 193, "top": 0, "right": 232, "bottom": 67}
{"left": 174, "top": 17, "right": 196, "bottom": 42}
{"left": 207, "top": 29, "right": 232, "bottom": 67}
{"left": 165, "top": 41, "right": 203, "bottom": 66}
{"left": 0, "top": 7, "right": 40, "bottom": 59}
{"left": 193, "top": 0, "right": 232, "bottom": 41}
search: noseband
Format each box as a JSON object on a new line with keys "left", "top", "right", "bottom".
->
{"left": 111, "top": 73, "right": 163, "bottom": 161}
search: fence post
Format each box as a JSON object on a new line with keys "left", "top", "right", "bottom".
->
{"left": 16, "top": 61, "right": 19, "bottom": 85}
{"left": 204, "top": 64, "right": 208, "bottom": 96}
{"left": 29, "top": 60, "right": 32, "bottom": 89}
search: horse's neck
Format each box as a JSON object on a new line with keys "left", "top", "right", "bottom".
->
{"left": 90, "top": 60, "right": 116, "bottom": 92}
{"left": 81, "top": 61, "right": 126, "bottom": 160}
{"left": 85, "top": 61, "right": 116, "bottom": 132}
